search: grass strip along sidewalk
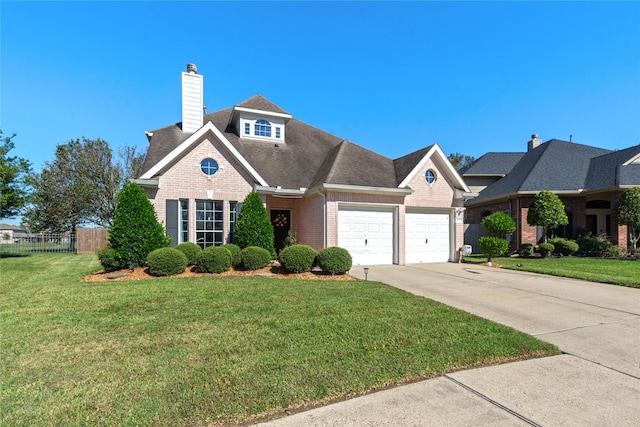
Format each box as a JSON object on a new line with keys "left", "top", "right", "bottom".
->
{"left": 464, "top": 254, "right": 640, "bottom": 289}
{"left": 1, "top": 254, "right": 559, "bottom": 426}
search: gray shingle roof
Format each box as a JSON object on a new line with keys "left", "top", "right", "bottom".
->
{"left": 585, "top": 145, "right": 640, "bottom": 190}
{"left": 141, "top": 96, "right": 451, "bottom": 191}
{"left": 466, "top": 140, "right": 614, "bottom": 205}
{"left": 460, "top": 152, "right": 524, "bottom": 176}
{"left": 235, "top": 94, "right": 290, "bottom": 115}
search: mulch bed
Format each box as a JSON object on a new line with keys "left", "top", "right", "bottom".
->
{"left": 83, "top": 264, "right": 356, "bottom": 282}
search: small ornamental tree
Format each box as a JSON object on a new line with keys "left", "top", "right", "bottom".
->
{"left": 234, "top": 192, "right": 275, "bottom": 256}
{"left": 615, "top": 186, "right": 640, "bottom": 249}
{"left": 478, "top": 212, "right": 514, "bottom": 262}
{"left": 108, "top": 181, "right": 171, "bottom": 267}
{"left": 527, "top": 190, "right": 568, "bottom": 243}
{"left": 481, "top": 212, "right": 516, "bottom": 238}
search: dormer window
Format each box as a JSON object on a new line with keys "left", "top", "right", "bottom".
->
{"left": 239, "top": 116, "right": 285, "bottom": 142}
{"left": 254, "top": 119, "right": 272, "bottom": 137}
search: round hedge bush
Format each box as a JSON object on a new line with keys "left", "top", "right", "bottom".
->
{"left": 538, "top": 242, "right": 555, "bottom": 258}
{"left": 550, "top": 239, "right": 579, "bottom": 256}
{"left": 241, "top": 246, "right": 272, "bottom": 270}
{"left": 278, "top": 244, "right": 317, "bottom": 273}
{"left": 316, "top": 247, "right": 352, "bottom": 275}
{"left": 519, "top": 244, "right": 534, "bottom": 257}
{"left": 194, "top": 246, "right": 232, "bottom": 273}
{"left": 478, "top": 236, "right": 510, "bottom": 262}
{"left": 97, "top": 245, "right": 121, "bottom": 272}
{"left": 174, "top": 242, "right": 202, "bottom": 265}
{"left": 146, "top": 247, "right": 188, "bottom": 276}
{"left": 221, "top": 243, "right": 242, "bottom": 266}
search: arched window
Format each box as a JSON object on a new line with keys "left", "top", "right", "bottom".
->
{"left": 254, "top": 119, "right": 272, "bottom": 137}
{"left": 200, "top": 158, "right": 219, "bottom": 176}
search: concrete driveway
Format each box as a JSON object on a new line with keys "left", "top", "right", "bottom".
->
{"left": 257, "top": 263, "right": 640, "bottom": 426}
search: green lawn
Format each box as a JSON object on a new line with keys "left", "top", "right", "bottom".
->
{"left": 464, "top": 254, "right": 640, "bottom": 288}
{"left": 1, "top": 254, "right": 559, "bottom": 426}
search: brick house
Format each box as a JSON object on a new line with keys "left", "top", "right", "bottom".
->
{"left": 135, "top": 64, "right": 471, "bottom": 265}
{"left": 462, "top": 135, "right": 640, "bottom": 250}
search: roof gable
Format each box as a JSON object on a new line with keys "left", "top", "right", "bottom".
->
{"left": 235, "top": 94, "right": 290, "bottom": 115}
{"left": 585, "top": 144, "right": 640, "bottom": 190}
{"left": 395, "top": 144, "right": 470, "bottom": 192}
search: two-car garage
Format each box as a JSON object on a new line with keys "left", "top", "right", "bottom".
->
{"left": 338, "top": 206, "right": 452, "bottom": 265}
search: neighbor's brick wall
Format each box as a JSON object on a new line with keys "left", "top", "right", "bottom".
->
{"left": 610, "top": 191, "right": 628, "bottom": 248}
{"left": 148, "top": 137, "right": 255, "bottom": 243}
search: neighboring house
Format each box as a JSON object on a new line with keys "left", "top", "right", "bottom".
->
{"left": 0, "top": 224, "right": 28, "bottom": 243}
{"left": 462, "top": 135, "right": 640, "bottom": 250}
{"left": 135, "top": 64, "right": 471, "bottom": 265}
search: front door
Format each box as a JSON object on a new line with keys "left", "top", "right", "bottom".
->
{"left": 271, "top": 210, "right": 291, "bottom": 253}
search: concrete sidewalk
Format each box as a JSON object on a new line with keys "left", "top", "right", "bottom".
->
{"left": 256, "top": 263, "right": 640, "bottom": 426}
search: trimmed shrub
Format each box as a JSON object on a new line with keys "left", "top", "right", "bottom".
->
{"left": 241, "top": 246, "right": 272, "bottom": 270}
{"left": 576, "top": 233, "right": 612, "bottom": 257}
{"left": 221, "top": 243, "right": 242, "bottom": 266}
{"left": 174, "top": 242, "right": 202, "bottom": 265}
{"left": 146, "top": 247, "right": 188, "bottom": 276}
{"left": 549, "top": 239, "right": 579, "bottom": 256}
{"left": 109, "top": 182, "right": 172, "bottom": 266}
{"left": 316, "top": 247, "right": 352, "bottom": 275}
{"left": 279, "top": 244, "right": 317, "bottom": 273}
{"left": 481, "top": 212, "right": 516, "bottom": 238}
{"left": 96, "top": 245, "right": 121, "bottom": 272}
{"left": 478, "top": 236, "right": 509, "bottom": 262}
{"left": 194, "top": 246, "right": 232, "bottom": 274}
{"left": 519, "top": 244, "right": 534, "bottom": 257}
{"left": 538, "top": 242, "right": 555, "bottom": 258}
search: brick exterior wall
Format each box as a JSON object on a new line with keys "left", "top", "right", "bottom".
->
{"left": 146, "top": 135, "right": 465, "bottom": 263}
{"left": 146, "top": 137, "right": 255, "bottom": 244}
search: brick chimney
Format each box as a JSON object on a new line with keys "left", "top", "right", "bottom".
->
{"left": 181, "top": 63, "right": 204, "bottom": 133}
{"left": 527, "top": 134, "right": 542, "bottom": 151}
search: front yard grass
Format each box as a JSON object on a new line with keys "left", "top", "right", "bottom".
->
{"left": 464, "top": 254, "right": 640, "bottom": 288}
{"left": 1, "top": 254, "right": 559, "bottom": 426}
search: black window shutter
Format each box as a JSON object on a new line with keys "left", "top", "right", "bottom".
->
{"left": 166, "top": 199, "right": 179, "bottom": 247}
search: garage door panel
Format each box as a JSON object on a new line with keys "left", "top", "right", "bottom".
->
{"left": 339, "top": 208, "right": 394, "bottom": 265}
{"left": 406, "top": 211, "right": 450, "bottom": 263}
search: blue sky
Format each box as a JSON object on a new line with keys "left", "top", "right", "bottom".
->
{"left": 2, "top": 1, "right": 639, "bottom": 177}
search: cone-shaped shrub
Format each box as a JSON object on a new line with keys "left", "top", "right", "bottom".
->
{"left": 316, "top": 247, "right": 352, "bottom": 274}
{"left": 175, "top": 242, "right": 202, "bottom": 265}
{"left": 279, "top": 244, "right": 317, "bottom": 273}
{"left": 109, "top": 182, "right": 171, "bottom": 267}
{"left": 241, "top": 246, "right": 271, "bottom": 270}
{"left": 147, "top": 247, "right": 187, "bottom": 276}
{"left": 195, "top": 246, "right": 232, "bottom": 273}
{"left": 234, "top": 192, "right": 275, "bottom": 256}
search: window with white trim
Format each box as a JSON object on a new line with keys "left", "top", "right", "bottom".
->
{"left": 254, "top": 119, "right": 271, "bottom": 137}
{"left": 196, "top": 200, "right": 223, "bottom": 248}
{"left": 179, "top": 199, "right": 189, "bottom": 243}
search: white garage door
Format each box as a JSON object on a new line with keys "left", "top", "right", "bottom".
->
{"left": 338, "top": 208, "right": 394, "bottom": 265}
{"left": 405, "top": 211, "right": 451, "bottom": 263}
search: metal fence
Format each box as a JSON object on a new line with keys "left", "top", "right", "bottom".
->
{"left": 0, "top": 228, "right": 109, "bottom": 255}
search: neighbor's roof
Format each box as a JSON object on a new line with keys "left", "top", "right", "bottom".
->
{"left": 466, "top": 140, "right": 614, "bottom": 205}
{"left": 459, "top": 152, "right": 525, "bottom": 176}
{"left": 141, "top": 95, "right": 466, "bottom": 192}
{"left": 584, "top": 144, "right": 640, "bottom": 190}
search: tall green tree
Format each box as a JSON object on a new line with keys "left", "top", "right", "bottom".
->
{"left": 234, "top": 192, "right": 275, "bottom": 255}
{"left": 108, "top": 181, "right": 171, "bottom": 267}
{"left": 22, "top": 138, "right": 145, "bottom": 232}
{"left": 448, "top": 152, "right": 475, "bottom": 171}
{"left": 527, "top": 190, "right": 568, "bottom": 243}
{"left": 615, "top": 186, "right": 640, "bottom": 249}
{"left": 0, "top": 130, "right": 32, "bottom": 219}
